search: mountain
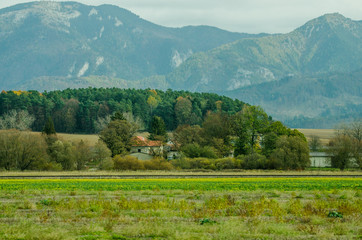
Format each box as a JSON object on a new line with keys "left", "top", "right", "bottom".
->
{"left": 166, "top": 13, "right": 362, "bottom": 127}
{"left": 0, "top": 2, "right": 361, "bottom": 128}
{"left": 221, "top": 70, "right": 362, "bottom": 128}
{"left": 0, "top": 1, "right": 263, "bottom": 90}
{"left": 167, "top": 13, "right": 362, "bottom": 91}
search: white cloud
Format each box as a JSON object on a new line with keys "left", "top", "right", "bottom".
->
{"left": 1, "top": 0, "right": 361, "bottom": 33}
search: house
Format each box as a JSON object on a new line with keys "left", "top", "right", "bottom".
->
{"left": 129, "top": 136, "right": 163, "bottom": 160}
{"left": 310, "top": 152, "right": 331, "bottom": 167}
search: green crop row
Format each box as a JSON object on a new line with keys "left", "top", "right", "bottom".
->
{"left": 0, "top": 178, "right": 360, "bottom": 191}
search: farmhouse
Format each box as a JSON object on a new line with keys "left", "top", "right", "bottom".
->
{"left": 129, "top": 136, "right": 163, "bottom": 160}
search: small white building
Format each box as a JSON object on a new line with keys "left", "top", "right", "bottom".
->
{"left": 310, "top": 152, "right": 331, "bottom": 167}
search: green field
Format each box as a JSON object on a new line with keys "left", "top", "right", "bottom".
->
{"left": 0, "top": 178, "right": 361, "bottom": 239}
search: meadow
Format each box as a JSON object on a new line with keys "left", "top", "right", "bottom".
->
{"left": 0, "top": 177, "right": 360, "bottom": 239}
{"left": 297, "top": 129, "right": 335, "bottom": 145}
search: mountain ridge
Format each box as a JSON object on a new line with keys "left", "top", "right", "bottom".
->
{"left": 0, "top": 2, "right": 361, "bottom": 128}
{"left": 0, "top": 1, "right": 260, "bottom": 89}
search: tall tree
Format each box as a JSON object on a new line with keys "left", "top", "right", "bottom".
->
{"left": 270, "top": 136, "right": 310, "bottom": 170}
{"left": 43, "top": 117, "right": 56, "bottom": 135}
{"left": 328, "top": 120, "right": 362, "bottom": 169}
{"left": 149, "top": 116, "right": 167, "bottom": 141}
{"left": 99, "top": 119, "right": 138, "bottom": 156}
{"left": 0, "top": 110, "right": 35, "bottom": 131}
{"left": 309, "top": 135, "right": 322, "bottom": 152}
{"left": 111, "top": 111, "right": 126, "bottom": 121}
{"left": 202, "top": 112, "right": 232, "bottom": 157}
{"left": 175, "top": 96, "right": 192, "bottom": 126}
{"left": 173, "top": 125, "right": 205, "bottom": 148}
{"left": 233, "top": 106, "right": 269, "bottom": 156}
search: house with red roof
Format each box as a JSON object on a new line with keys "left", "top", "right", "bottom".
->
{"left": 129, "top": 136, "right": 164, "bottom": 160}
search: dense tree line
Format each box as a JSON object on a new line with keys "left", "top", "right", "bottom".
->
{"left": 0, "top": 88, "right": 315, "bottom": 171}
{"left": 0, "top": 88, "right": 245, "bottom": 133}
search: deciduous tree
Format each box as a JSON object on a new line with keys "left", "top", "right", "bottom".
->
{"left": 270, "top": 136, "right": 310, "bottom": 170}
{"left": 99, "top": 119, "right": 138, "bottom": 156}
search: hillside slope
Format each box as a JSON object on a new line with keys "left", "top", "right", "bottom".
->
{"left": 167, "top": 13, "right": 362, "bottom": 92}
{"left": 0, "top": 1, "right": 260, "bottom": 90}
{"left": 166, "top": 13, "right": 362, "bottom": 127}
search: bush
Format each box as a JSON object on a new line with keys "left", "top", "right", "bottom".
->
{"left": 113, "top": 155, "right": 144, "bottom": 170}
{"left": 181, "top": 144, "right": 218, "bottom": 159}
{"left": 215, "top": 157, "right": 242, "bottom": 170}
{"left": 99, "top": 157, "right": 114, "bottom": 170}
{"left": 38, "top": 161, "right": 63, "bottom": 171}
{"left": 0, "top": 130, "right": 50, "bottom": 170}
{"left": 186, "top": 158, "right": 216, "bottom": 170}
{"left": 143, "top": 158, "right": 174, "bottom": 170}
{"left": 242, "top": 153, "right": 267, "bottom": 169}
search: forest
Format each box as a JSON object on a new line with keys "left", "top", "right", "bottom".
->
{"left": 0, "top": 88, "right": 318, "bottom": 171}
{"left": 0, "top": 88, "right": 246, "bottom": 133}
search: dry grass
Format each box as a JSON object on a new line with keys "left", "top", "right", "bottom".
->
{"left": 297, "top": 129, "right": 335, "bottom": 145}
{"left": 57, "top": 133, "right": 99, "bottom": 145}
{"left": 0, "top": 130, "right": 150, "bottom": 147}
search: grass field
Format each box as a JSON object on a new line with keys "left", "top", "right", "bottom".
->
{"left": 297, "top": 129, "right": 335, "bottom": 145}
{"left": 0, "top": 178, "right": 360, "bottom": 239}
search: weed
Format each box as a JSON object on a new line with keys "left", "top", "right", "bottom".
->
{"left": 39, "top": 199, "right": 52, "bottom": 206}
{"left": 328, "top": 211, "right": 343, "bottom": 218}
{"left": 199, "top": 218, "right": 216, "bottom": 225}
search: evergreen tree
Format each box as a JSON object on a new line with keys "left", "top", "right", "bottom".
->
{"left": 149, "top": 116, "right": 167, "bottom": 141}
{"left": 43, "top": 117, "right": 56, "bottom": 135}
{"left": 111, "top": 111, "right": 125, "bottom": 121}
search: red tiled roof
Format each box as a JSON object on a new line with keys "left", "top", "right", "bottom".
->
{"left": 131, "top": 136, "right": 162, "bottom": 147}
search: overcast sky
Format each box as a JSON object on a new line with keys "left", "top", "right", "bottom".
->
{"left": 1, "top": 0, "right": 361, "bottom": 33}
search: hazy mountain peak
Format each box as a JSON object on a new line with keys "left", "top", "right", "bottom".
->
{"left": 0, "top": 1, "right": 81, "bottom": 32}
{"left": 298, "top": 13, "right": 344, "bottom": 30}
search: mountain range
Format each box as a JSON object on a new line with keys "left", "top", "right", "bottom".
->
{"left": 0, "top": 2, "right": 361, "bottom": 128}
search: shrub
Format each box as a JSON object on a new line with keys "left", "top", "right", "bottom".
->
{"left": 214, "top": 157, "right": 241, "bottom": 170}
{"left": 181, "top": 144, "right": 218, "bottom": 159}
{"left": 187, "top": 158, "right": 216, "bottom": 170}
{"left": 143, "top": 158, "right": 174, "bottom": 170}
{"left": 99, "top": 157, "right": 114, "bottom": 170}
{"left": 242, "top": 153, "right": 267, "bottom": 169}
{"left": 113, "top": 155, "right": 144, "bottom": 170}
